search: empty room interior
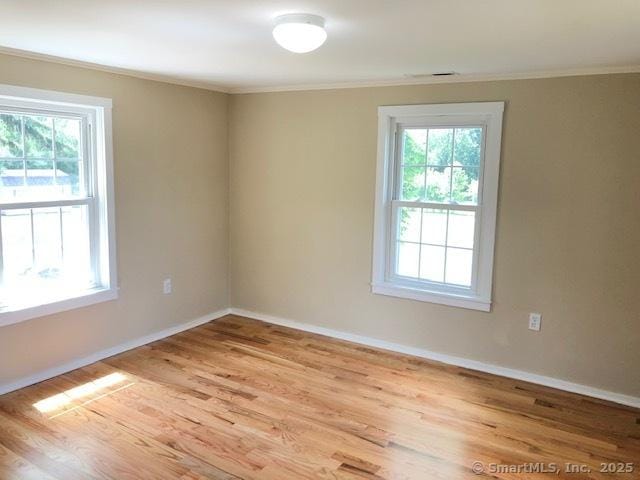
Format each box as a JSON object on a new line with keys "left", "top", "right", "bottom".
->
{"left": 0, "top": 1, "right": 639, "bottom": 479}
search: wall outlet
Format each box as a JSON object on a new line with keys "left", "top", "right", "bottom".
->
{"left": 529, "top": 312, "right": 542, "bottom": 331}
{"left": 163, "top": 278, "right": 172, "bottom": 295}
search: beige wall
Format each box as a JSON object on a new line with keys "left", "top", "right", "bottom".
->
{"left": 0, "top": 54, "right": 229, "bottom": 386}
{"left": 229, "top": 74, "right": 640, "bottom": 397}
{"left": 1, "top": 52, "right": 638, "bottom": 399}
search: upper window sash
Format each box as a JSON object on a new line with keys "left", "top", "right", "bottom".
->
{"left": 0, "top": 105, "right": 95, "bottom": 207}
{"left": 392, "top": 124, "right": 486, "bottom": 206}
{"left": 0, "top": 109, "right": 87, "bottom": 162}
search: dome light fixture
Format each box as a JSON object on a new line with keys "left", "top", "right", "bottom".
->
{"left": 273, "top": 14, "right": 327, "bottom": 53}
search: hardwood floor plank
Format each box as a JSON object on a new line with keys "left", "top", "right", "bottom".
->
{"left": 0, "top": 314, "right": 638, "bottom": 479}
{"left": 0, "top": 443, "right": 59, "bottom": 480}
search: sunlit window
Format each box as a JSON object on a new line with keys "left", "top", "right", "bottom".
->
{"left": 0, "top": 85, "right": 117, "bottom": 325}
{"left": 372, "top": 103, "right": 504, "bottom": 311}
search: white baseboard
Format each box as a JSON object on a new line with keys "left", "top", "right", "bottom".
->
{"left": 0, "top": 308, "right": 231, "bottom": 396}
{"left": 230, "top": 308, "right": 640, "bottom": 409}
{"left": 4, "top": 306, "right": 638, "bottom": 409}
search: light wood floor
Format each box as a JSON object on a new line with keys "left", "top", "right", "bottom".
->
{"left": 0, "top": 315, "right": 638, "bottom": 479}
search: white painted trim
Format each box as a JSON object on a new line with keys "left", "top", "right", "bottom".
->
{"left": 0, "top": 84, "right": 118, "bottom": 328}
{"left": 0, "top": 82, "right": 112, "bottom": 107}
{"left": 1, "top": 46, "right": 639, "bottom": 94}
{"left": 371, "top": 283, "right": 490, "bottom": 312}
{"left": 372, "top": 102, "right": 503, "bottom": 310}
{"left": 0, "top": 46, "right": 230, "bottom": 94}
{"left": 230, "top": 308, "right": 640, "bottom": 409}
{"left": 3, "top": 305, "right": 638, "bottom": 408}
{"left": 0, "top": 308, "right": 231, "bottom": 396}
{"left": 230, "top": 66, "right": 640, "bottom": 94}
{"left": 0, "top": 287, "right": 118, "bottom": 328}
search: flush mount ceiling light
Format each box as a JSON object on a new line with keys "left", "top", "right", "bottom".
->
{"left": 273, "top": 14, "right": 327, "bottom": 53}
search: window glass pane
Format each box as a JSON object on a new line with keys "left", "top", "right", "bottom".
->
{"left": 397, "top": 242, "right": 419, "bottom": 278}
{"left": 397, "top": 207, "right": 421, "bottom": 243}
{"left": 447, "top": 211, "right": 475, "bottom": 249}
{"left": 0, "top": 114, "right": 23, "bottom": 157}
{"left": 33, "top": 207, "right": 62, "bottom": 276}
{"left": 427, "top": 128, "right": 453, "bottom": 166}
{"left": 425, "top": 167, "right": 450, "bottom": 203}
{"left": 420, "top": 245, "right": 445, "bottom": 283}
{"left": 453, "top": 127, "right": 482, "bottom": 167}
{"left": 0, "top": 160, "right": 23, "bottom": 170}
{"left": 24, "top": 116, "right": 53, "bottom": 159}
{"left": 55, "top": 118, "right": 81, "bottom": 159}
{"left": 1, "top": 161, "right": 25, "bottom": 202}
{"left": 26, "top": 160, "right": 55, "bottom": 200}
{"left": 1, "top": 160, "right": 84, "bottom": 201}
{"left": 451, "top": 167, "right": 478, "bottom": 205}
{"left": 400, "top": 166, "right": 425, "bottom": 201}
{"left": 421, "top": 209, "right": 447, "bottom": 245}
{"left": 445, "top": 248, "right": 473, "bottom": 286}
{"left": 1, "top": 206, "right": 92, "bottom": 304}
{"left": 402, "top": 129, "right": 426, "bottom": 165}
{"left": 1, "top": 209, "right": 32, "bottom": 281}
{"left": 56, "top": 161, "right": 84, "bottom": 196}
{"left": 61, "top": 205, "right": 91, "bottom": 282}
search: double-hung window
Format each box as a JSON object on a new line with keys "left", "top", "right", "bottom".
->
{"left": 372, "top": 102, "right": 504, "bottom": 311}
{"left": 0, "top": 85, "right": 116, "bottom": 326}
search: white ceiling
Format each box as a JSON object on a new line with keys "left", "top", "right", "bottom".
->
{"left": 1, "top": 0, "right": 639, "bottom": 92}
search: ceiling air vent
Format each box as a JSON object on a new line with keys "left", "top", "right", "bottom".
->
{"left": 404, "top": 72, "right": 459, "bottom": 79}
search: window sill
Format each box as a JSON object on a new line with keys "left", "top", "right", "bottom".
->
{"left": 0, "top": 287, "right": 118, "bottom": 327}
{"left": 371, "top": 282, "right": 491, "bottom": 312}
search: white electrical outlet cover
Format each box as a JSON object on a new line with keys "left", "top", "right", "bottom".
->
{"left": 529, "top": 313, "right": 542, "bottom": 331}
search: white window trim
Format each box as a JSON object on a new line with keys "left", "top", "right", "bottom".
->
{"left": 0, "top": 84, "right": 117, "bottom": 327}
{"left": 371, "top": 102, "right": 504, "bottom": 311}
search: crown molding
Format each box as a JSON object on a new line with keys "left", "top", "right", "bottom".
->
{"left": 0, "top": 46, "right": 231, "bottom": 94}
{"left": 1, "top": 46, "right": 639, "bottom": 95}
{"left": 229, "top": 65, "right": 640, "bottom": 94}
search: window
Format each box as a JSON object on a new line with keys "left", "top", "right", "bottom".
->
{"left": 372, "top": 102, "right": 504, "bottom": 311}
{"left": 0, "top": 85, "right": 116, "bottom": 326}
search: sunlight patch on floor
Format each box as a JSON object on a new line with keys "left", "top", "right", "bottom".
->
{"left": 33, "top": 372, "right": 129, "bottom": 413}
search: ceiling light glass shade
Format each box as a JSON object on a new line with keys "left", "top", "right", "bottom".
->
{"left": 273, "top": 14, "right": 327, "bottom": 53}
